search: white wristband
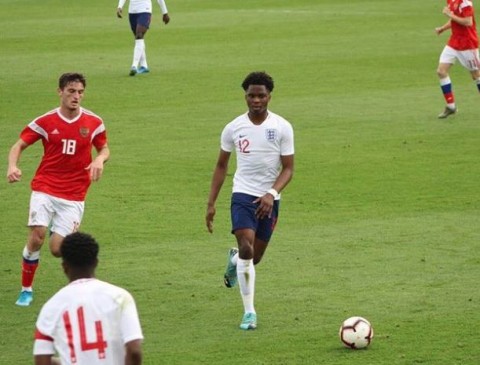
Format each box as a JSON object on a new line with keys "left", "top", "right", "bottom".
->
{"left": 267, "top": 188, "right": 279, "bottom": 199}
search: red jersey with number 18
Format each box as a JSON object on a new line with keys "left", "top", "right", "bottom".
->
{"left": 33, "top": 278, "right": 143, "bottom": 365}
{"left": 20, "top": 108, "right": 107, "bottom": 201}
{"left": 447, "top": 0, "right": 479, "bottom": 50}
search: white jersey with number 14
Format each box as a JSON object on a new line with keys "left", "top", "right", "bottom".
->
{"left": 33, "top": 278, "right": 143, "bottom": 365}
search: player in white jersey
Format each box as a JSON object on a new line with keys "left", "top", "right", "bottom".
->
{"left": 117, "top": 0, "right": 170, "bottom": 76}
{"left": 206, "top": 71, "right": 295, "bottom": 330}
{"left": 33, "top": 232, "right": 143, "bottom": 365}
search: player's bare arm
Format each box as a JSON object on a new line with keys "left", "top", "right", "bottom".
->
{"left": 7, "top": 139, "right": 29, "bottom": 183}
{"left": 435, "top": 20, "right": 452, "bottom": 35}
{"left": 34, "top": 355, "right": 60, "bottom": 365}
{"left": 443, "top": 6, "right": 473, "bottom": 26}
{"left": 125, "top": 339, "right": 143, "bottom": 365}
{"left": 86, "top": 145, "right": 110, "bottom": 182}
{"left": 206, "top": 150, "right": 230, "bottom": 233}
{"left": 254, "top": 154, "right": 294, "bottom": 219}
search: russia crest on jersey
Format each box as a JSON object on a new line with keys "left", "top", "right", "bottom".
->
{"left": 79, "top": 127, "right": 90, "bottom": 137}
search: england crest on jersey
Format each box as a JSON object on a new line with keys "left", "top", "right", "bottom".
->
{"left": 265, "top": 129, "right": 277, "bottom": 142}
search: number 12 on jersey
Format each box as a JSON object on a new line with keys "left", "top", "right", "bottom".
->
{"left": 63, "top": 306, "right": 108, "bottom": 362}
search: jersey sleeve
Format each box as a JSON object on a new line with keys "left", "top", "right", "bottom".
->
{"left": 280, "top": 121, "right": 294, "bottom": 156}
{"left": 92, "top": 128, "right": 108, "bottom": 150}
{"left": 220, "top": 123, "right": 235, "bottom": 153}
{"left": 459, "top": 1, "right": 473, "bottom": 17}
{"left": 33, "top": 328, "right": 56, "bottom": 355}
{"left": 20, "top": 125, "right": 43, "bottom": 145}
{"left": 33, "top": 303, "right": 57, "bottom": 356}
{"left": 120, "top": 292, "right": 144, "bottom": 344}
{"left": 157, "top": 0, "right": 168, "bottom": 14}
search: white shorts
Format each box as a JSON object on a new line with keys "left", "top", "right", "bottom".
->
{"left": 28, "top": 191, "right": 85, "bottom": 237}
{"left": 439, "top": 45, "right": 480, "bottom": 71}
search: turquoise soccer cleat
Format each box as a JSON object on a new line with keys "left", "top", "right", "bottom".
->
{"left": 137, "top": 66, "right": 150, "bottom": 74}
{"left": 239, "top": 312, "right": 257, "bottom": 330}
{"left": 16, "top": 290, "right": 33, "bottom": 306}
{"left": 223, "top": 247, "right": 238, "bottom": 288}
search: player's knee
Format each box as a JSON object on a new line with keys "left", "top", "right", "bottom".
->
{"left": 436, "top": 68, "right": 448, "bottom": 78}
{"left": 135, "top": 32, "right": 145, "bottom": 39}
{"left": 50, "top": 248, "right": 62, "bottom": 258}
{"left": 29, "top": 228, "right": 46, "bottom": 246}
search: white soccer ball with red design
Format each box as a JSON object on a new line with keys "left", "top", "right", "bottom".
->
{"left": 339, "top": 316, "right": 374, "bottom": 349}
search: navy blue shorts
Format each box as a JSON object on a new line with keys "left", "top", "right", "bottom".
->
{"left": 231, "top": 193, "right": 280, "bottom": 243}
{"left": 129, "top": 13, "right": 151, "bottom": 33}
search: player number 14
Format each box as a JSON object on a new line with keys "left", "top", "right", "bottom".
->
{"left": 63, "top": 306, "right": 108, "bottom": 363}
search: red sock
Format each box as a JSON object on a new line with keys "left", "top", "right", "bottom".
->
{"left": 21, "top": 260, "right": 39, "bottom": 288}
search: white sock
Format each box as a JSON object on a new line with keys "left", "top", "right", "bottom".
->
{"left": 231, "top": 252, "right": 238, "bottom": 266}
{"left": 439, "top": 76, "right": 451, "bottom": 86}
{"left": 23, "top": 246, "right": 40, "bottom": 261}
{"left": 139, "top": 48, "right": 148, "bottom": 69}
{"left": 237, "top": 258, "right": 255, "bottom": 314}
{"left": 132, "top": 39, "right": 145, "bottom": 68}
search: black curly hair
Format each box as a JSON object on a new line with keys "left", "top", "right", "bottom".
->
{"left": 241, "top": 71, "right": 274, "bottom": 92}
{"left": 61, "top": 232, "right": 99, "bottom": 268}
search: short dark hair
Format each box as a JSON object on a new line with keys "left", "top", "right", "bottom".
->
{"left": 58, "top": 72, "right": 86, "bottom": 89}
{"left": 241, "top": 71, "right": 274, "bottom": 92}
{"left": 61, "top": 232, "right": 99, "bottom": 268}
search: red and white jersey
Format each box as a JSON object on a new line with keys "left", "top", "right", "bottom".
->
{"left": 447, "top": 0, "right": 478, "bottom": 50}
{"left": 20, "top": 107, "right": 107, "bottom": 201}
{"left": 33, "top": 278, "right": 143, "bottom": 365}
{"left": 221, "top": 111, "right": 294, "bottom": 198}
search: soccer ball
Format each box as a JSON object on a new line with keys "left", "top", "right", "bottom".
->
{"left": 339, "top": 316, "right": 374, "bottom": 349}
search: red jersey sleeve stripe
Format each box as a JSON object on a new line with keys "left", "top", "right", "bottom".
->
{"left": 35, "top": 328, "right": 54, "bottom": 342}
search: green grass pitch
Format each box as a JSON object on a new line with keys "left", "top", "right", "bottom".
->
{"left": 1, "top": 0, "right": 480, "bottom": 364}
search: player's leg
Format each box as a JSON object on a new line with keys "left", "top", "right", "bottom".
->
{"left": 235, "top": 199, "right": 279, "bottom": 328}
{"left": 253, "top": 200, "right": 279, "bottom": 265}
{"left": 471, "top": 69, "right": 480, "bottom": 90}
{"left": 128, "top": 14, "right": 145, "bottom": 75}
{"left": 229, "top": 193, "right": 258, "bottom": 329}
{"left": 234, "top": 228, "right": 257, "bottom": 330}
{"left": 48, "top": 198, "right": 84, "bottom": 257}
{"left": 137, "top": 17, "right": 151, "bottom": 73}
{"left": 465, "top": 49, "right": 480, "bottom": 94}
{"left": 16, "top": 193, "right": 52, "bottom": 306}
{"left": 132, "top": 14, "right": 151, "bottom": 75}
{"left": 437, "top": 46, "right": 457, "bottom": 118}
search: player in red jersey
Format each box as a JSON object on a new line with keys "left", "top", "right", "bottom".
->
{"left": 435, "top": 0, "right": 480, "bottom": 118}
{"left": 6, "top": 73, "right": 110, "bottom": 307}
